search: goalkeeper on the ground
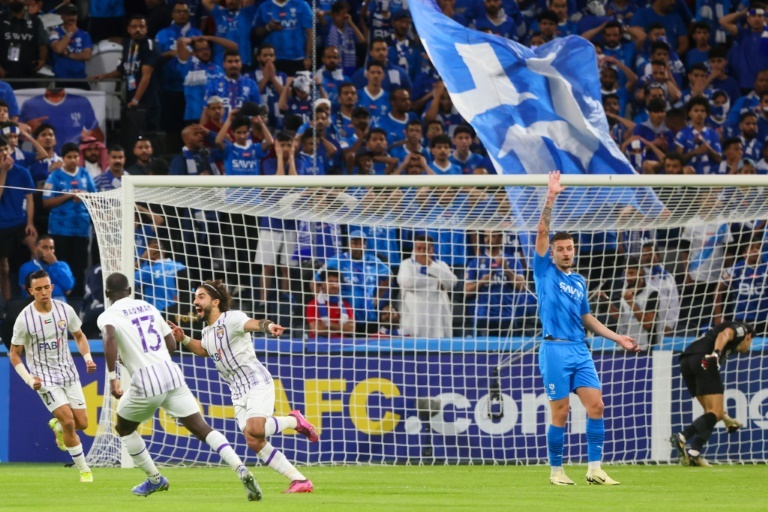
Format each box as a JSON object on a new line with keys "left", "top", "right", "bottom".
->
{"left": 672, "top": 321, "right": 756, "bottom": 467}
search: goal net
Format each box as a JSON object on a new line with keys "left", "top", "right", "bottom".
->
{"left": 80, "top": 174, "right": 768, "bottom": 466}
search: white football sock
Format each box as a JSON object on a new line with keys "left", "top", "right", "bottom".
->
{"left": 67, "top": 444, "right": 90, "bottom": 472}
{"left": 588, "top": 461, "right": 601, "bottom": 471}
{"left": 205, "top": 430, "right": 245, "bottom": 471}
{"left": 264, "top": 416, "right": 298, "bottom": 437}
{"left": 121, "top": 432, "right": 162, "bottom": 484}
{"left": 257, "top": 442, "right": 305, "bottom": 481}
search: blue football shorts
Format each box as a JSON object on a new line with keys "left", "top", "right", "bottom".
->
{"left": 538, "top": 340, "right": 601, "bottom": 401}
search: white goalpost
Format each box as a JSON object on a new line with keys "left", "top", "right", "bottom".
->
{"left": 80, "top": 174, "right": 768, "bottom": 467}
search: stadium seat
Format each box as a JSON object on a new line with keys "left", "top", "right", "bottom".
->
{"left": 86, "top": 40, "right": 123, "bottom": 121}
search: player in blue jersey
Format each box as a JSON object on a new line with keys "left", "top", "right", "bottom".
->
{"left": 535, "top": 171, "right": 639, "bottom": 486}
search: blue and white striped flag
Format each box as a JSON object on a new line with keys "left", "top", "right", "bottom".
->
{"left": 411, "top": 0, "right": 633, "bottom": 177}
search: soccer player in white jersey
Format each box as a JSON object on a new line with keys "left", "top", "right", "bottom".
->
{"left": 169, "top": 280, "right": 318, "bottom": 494}
{"left": 10, "top": 269, "right": 97, "bottom": 483}
{"left": 99, "top": 273, "right": 262, "bottom": 501}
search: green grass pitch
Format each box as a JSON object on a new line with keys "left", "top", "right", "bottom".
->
{"left": 1, "top": 463, "right": 765, "bottom": 511}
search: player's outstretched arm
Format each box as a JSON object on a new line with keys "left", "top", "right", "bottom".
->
{"left": 101, "top": 324, "right": 123, "bottom": 399}
{"left": 535, "top": 171, "right": 565, "bottom": 257}
{"left": 582, "top": 313, "right": 640, "bottom": 352}
{"left": 73, "top": 329, "right": 97, "bottom": 373}
{"left": 244, "top": 318, "right": 285, "bottom": 336}
{"left": 168, "top": 320, "right": 209, "bottom": 357}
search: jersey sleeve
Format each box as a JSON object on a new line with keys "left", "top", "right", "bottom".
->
{"left": 227, "top": 310, "right": 250, "bottom": 335}
{"left": 11, "top": 311, "right": 30, "bottom": 346}
{"left": 96, "top": 311, "right": 113, "bottom": 331}
{"left": 64, "top": 303, "right": 83, "bottom": 332}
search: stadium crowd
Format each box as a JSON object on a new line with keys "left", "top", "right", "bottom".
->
{"left": 0, "top": 0, "right": 767, "bottom": 344}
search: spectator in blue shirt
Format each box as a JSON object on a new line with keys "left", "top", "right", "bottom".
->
{"left": 0, "top": 136, "right": 36, "bottom": 301}
{"left": 253, "top": 0, "right": 314, "bottom": 75}
{"left": 175, "top": 36, "right": 225, "bottom": 123}
{"left": 630, "top": 0, "right": 689, "bottom": 54}
{"left": 203, "top": 50, "right": 261, "bottom": 116}
{"left": 202, "top": 0, "right": 257, "bottom": 66}
{"left": 720, "top": 5, "right": 768, "bottom": 93}
{"left": 706, "top": 45, "right": 741, "bottom": 105}
{"left": 423, "top": 81, "right": 465, "bottom": 137}
{"left": 387, "top": 10, "right": 423, "bottom": 80}
{"left": 715, "top": 238, "right": 768, "bottom": 334}
{"left": 427, "top": 134, "right": 462, "bottom": 175}
{"left": 675, "top": 97, "right": 724, "bottom": 174}
{"left": 686, "top": 21, "right": 711, "bottom": 68}
{"left": 473, "top": 0, "right": 521, "bottom": 40}
{"left": 374, "top": 88, "right": 414, "bottom": 146}
{"left": 48, "top": 5, "right": 93, "bottom": 81}
{"left": 0, "top": 84, "right": 20, "bottom": 120}
{"left": 93, "top": 145, "right": 127, "bottom": 192}
{"left": 357, "top": 61, "right": 391, "bottom": 127}
{"left": 724, "top": 70, "right": 768, "bottom": 135}
{"left": 18, "top": 235, "right": 75, "bottom": 303}
{"left": 135, "top": 239, "right": 186, "bottom": 313}
{"left": 450, "top": 126, "right": 487, "bottom": 174}
{"left": 737, "top": 111, "right": 764, "bottom": 160}
{"left": 248, "top": 44, "right": 287, "bottom": 129}
{"left": 633, "top": 98, "right": 674, "bottom": 161}
{"left": 352, "top": 38, "right": 412, "bottom": 93}
{"left": 318, "top": 229, "right": 392, "bottom": 333}
{"left": 41, "top": 142, "right": 96, "bottom": 296}
{"left": 214, "top": 111, "right": 273, "bottom": 176}
{"left": 465, "top": 230, "right": 532, "bottom": 336}
{"left": 327, "top": 2, "right": 366, "bottom": 77}
{"left": 390, "top": 119, "right": 430, "bottom": 164}
{"left": 318, "top": 46, "right": 350, "bottom": 107}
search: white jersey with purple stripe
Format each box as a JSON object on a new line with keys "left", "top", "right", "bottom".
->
{"left": 11, "top": 300, "right": 82, "bottom": 387}
{"left": 97, "top": 297, "right": 185, "bottom": 398}
{"left": 201, "top": 310, "right": 272, "bottom": 400}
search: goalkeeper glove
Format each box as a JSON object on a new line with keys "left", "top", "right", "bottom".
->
{"left": 701, "top": 350, "right": 721, "bottom": 371}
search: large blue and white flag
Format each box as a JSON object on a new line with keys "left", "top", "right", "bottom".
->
{"left": 411, "top": 0, "right": 665, "bottom": 230}
{"left": 411, "top": 0, "right": 631, "bottom": 176}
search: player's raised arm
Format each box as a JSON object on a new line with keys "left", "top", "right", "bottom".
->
{"left": 536, "top": 171, "right": 565, "bottom": 257}
{"left": 244, "top": 318, "right": 285, "bottom": 336}
{"left": 168, "top": 320, "right": 209, "bottom": 356}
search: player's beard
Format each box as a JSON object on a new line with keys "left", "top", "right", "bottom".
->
{"left": 197, "top": 304, "right": 212, "bottom": 324}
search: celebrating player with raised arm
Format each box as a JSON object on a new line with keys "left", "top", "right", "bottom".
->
{"left": 98, "top": 273, "right": 262, "bottom": 501}
{"left": 10, "top": 269, "right": 96, "bottom": 483}
{"left": 169, "top": 280, "right": 317, "bottom": 494}
{"left": 672, "top": 321, "right": 756, "bottom": 467}
{"left": 534, "top": 171, "right": 639, "bottom": 486}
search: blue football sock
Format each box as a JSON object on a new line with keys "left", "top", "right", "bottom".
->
{"left": 547, "top": 424, "right": 565, "bottom": 467}
{"left": 586, "top": 417, "right": 605, "bottom": 463}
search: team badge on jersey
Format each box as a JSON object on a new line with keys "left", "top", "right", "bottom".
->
{"left": 57, "top": 320, "right": 67, "bottom": 330}
{"left": 216, "top": 326, "right": 225, "bottom": 338}
{"left": 736, "top": 326, "right": 745, "bottom": 337}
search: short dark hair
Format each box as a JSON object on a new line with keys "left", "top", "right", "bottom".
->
{"left": 201, "top": 280, "right": 232, "bottom": 312}
{"left": 275, "top": 130, "right": 294, "bottom": 143}
{"left": 34, "top": 123, "right": 55, "bottom": 138}
{"left": 26, "top": 269, "right": 49, "bottom": 291}
{"left": 331, "top": 1, "right": 350, "bottom": 13}
{"left": 319, "top": 269, "right": 341, "bottom": 282}
{"left": 105, "top": 272, "right": 130, "bottom": 293}
{"left": 686, "top": 96, "right": 710, "bottom": 115}
{"left": 551, "top": 232, "right": 574, "bottom": 245}
{"left": 366, "top": 59, "right": 385, "bottom": 71}
{"left": 722, "top": 137, "right": 742, "bottom": 151}
{"left": 108, "top": 144, "right": 125, "bottom": 153}
{"left": 453, "top": 125, "right": 473, "bottom": 138}
{"left": 430, "top": 134, "right": 452, "bottom": 148}
{"left": 688, "top": 62, "right": 708, "bottom": 75}
{"left": 691, "top": 20, "right": 711, "bottom": 32}
{"left": 128, "top": 14, "right": 147, "bottom": 24}
{"left": 604, "top": 20, "right": 623, "bottom": 31}
{"left": 370, "top": 36, "right": 388, "bottom": 47}
{"left": 61, "top": 142, "right": 79, "bottom": 156}
{"left": 406, "top": 119, "right": 422, "bottom": 129}
{"left": 650, "top": 41, "right": 671, "bottom": 54}
{"left": 256, "top": 43, "right": 275, "bottom": 56}
{"left": 231, "top": 115, "right": 251, "bottom": 132}
{"left": 351, "top": 106, "right": 370, "bottom": 119}
{"left": 537, "top": 10, "right": 558, "bottom": 24}
{"left": 368, "top": 127, "right": 387, "bottom": 138}
{"left": 740, "top": 111, "right": 758, "bottom": 123}
{"left": 0, "top": 100, "right": 8, "bottom": 109}
{"left": 339, "top": 81, "right": 356, "bottom": 94}
{"left": 664, "top": 151, "right": 684, "bottom": 165}
{"left": 626, "top": 256, "right": 642, "bottom": 271}
{"left": 413, "top": 233, "right": 434, "bottom": 244}
{"left": 708, "top": 44, "right": 729, "bottom": 61}
{"left": 647, "top": 22, "right": 664, "bottom": 32}
{"left": 223, "top": 49, "right": 241, "bottom": 60}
